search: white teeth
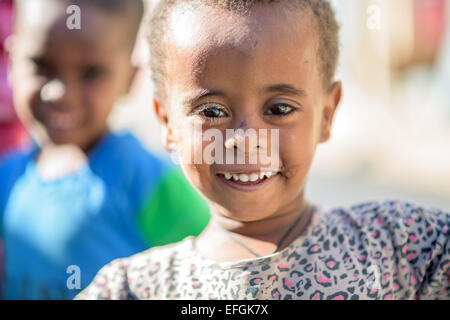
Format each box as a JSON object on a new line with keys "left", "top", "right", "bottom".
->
{"left": 222, "top": 172, "right": 278, "bottom": 182}
{"left": 48, "top": 114, "right": 79, "bottom": 130}
{"left": 239, "top": 174, "right": 249, "bottom": 182}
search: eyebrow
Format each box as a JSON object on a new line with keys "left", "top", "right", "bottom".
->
{"left": 183, "top": 84, "right": 307, "bottom": 106}
{"left": 265, "top": 84, "right": 307, "bottom": 97}
{"left": 183, "top": 89, "right": 224, "bottom": 105}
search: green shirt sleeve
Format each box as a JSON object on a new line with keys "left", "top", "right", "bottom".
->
{"left": 137, "top": 167, "right": 211, "bottom": 247}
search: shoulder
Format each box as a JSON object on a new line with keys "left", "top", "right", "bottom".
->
{"left": 0, "top": 147, "right": 33, "bottom": 172}
{"left": 0, "top": 147, "right": 34, "bottom": 192}
{"left": 324, "top": 200, "right": 448, "bottom": 232}
{"left": 76, "top": 238, "right": 193, "bottom": 300}
{"left": 315, "top": 201, "right": 449, "bottom": 297}
{"left": 126, "top": 238, "right": 193, "bottom": 282}
{"left": 74, "top": 257, "right": 131, "bottom": 299}
{"left": 321, "top": 200, "right": 449, "bottom": 248}
{"left": 0, "top": 148, "right": 35, "bottom": 216}
{"left": 326, "top": 201, "right": 450, "bottom": 276}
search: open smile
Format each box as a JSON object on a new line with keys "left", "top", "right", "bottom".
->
{"left": 216, "top": 171, "right": 280, "bottom": 192}
{"left": 39, "top": 109, "right": 83, "bottom": 133}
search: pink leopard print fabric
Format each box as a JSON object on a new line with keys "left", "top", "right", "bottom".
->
{"left": 76, "top": 201, "right": 450, "bottom": 300}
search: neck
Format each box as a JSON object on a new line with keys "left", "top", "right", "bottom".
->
{"left": 195, "top": 197, "right": 314, "bottom": 262}
{"left": 209, "top": 196, "right": 312, "bottom": 244}
{"left": 36, "top": 144, "right": 88, "bottom": 181}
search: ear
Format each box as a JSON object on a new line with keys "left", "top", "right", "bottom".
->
{"left": 320, "top": 81, "right": 342, "bottom": 143}
{"left": 5, "top": 34, "right": 14, "bottom": 59}
{"left": 153, "top": 98, "right": 176, "bottom": 151}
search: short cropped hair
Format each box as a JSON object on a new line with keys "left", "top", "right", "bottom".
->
{"left": 148, "top": 0, "right": 340, "bottom": 101}
{"left": 15, "top": 0, "right": 145, "bottom": 50}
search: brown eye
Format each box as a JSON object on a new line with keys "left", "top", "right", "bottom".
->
{"left": 197, "top": 105, "right": 228, "bottom": 119}
{"left": 265, "top": 104, "right": 296, "bottom": 116}
{"left": 82, "top": 66, "right": 106, "bottom": 82}
{"left": 30, "top": 58, "right": 53, "bottom": 78}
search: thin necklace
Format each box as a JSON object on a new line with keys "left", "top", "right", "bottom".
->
{"left": 226, "top": 205, "right": 312, "bottom": 258}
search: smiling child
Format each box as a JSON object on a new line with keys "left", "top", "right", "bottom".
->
{"left": 77, "top": 0, "right": 450, "bottom": 300}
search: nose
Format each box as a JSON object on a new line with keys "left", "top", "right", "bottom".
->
{"left": 224, "top": 119, "right": 261, "bottom": 152}
{"left": 40, "top": 79, "right": 66, "bottom": 103}
{"left": 224, "top": 130, "right": 251, "bottom": 150}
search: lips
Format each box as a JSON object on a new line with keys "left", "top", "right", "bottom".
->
{"left": 40, "top": 109, "right": 83, "bottom": 132}
{"left": 48, "top": 114, "right": 81, "bottom": 131}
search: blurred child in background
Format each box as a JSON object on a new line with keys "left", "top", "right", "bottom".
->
{"left": 0, "top": 0, "right": 210, "bottom": 299}
{"left": 0, "top": 0, "right": 27, "bottom": 295}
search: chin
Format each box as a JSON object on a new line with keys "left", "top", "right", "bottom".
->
{"left": 215, "top": 200, "right": 278, "bottom": 222}
{"left": 47, "top": 135, "right": 79, "bottom": 146}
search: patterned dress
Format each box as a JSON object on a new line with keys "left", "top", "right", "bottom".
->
{"left": 76, "top": 201, "right": 450, "bottom": 300}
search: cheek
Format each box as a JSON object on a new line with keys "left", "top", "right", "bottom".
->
{"left": 176, "top": 129, "right": 209, "bottom": 176}
{"left": 82, "top": 84, "right": 116, "bottom": 122}
{"left": 12, "top": 76, "right": 44, "bottom": 125}
{"left": 173, "top": 120, "right": 217, "bottom": 191}
{"left": 173, "top": 119, "right": 199, "bottom": 163}
{"left": 178, "top": 157, "right": 213, "bottom": 202}
{"left": 84, "top": 80, "right": 112, "bottom": 105}
{"left": 279, "top": 119, "right": 318, "bottom": 179}
{"left": 83, "top": 64, "right": 130, "bottom": 109}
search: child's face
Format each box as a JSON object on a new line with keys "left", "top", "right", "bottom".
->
{"left": 10, "top": 1, "right": 136, "bottom": 151}
{"left": 157, "top": 4, "right": 341, "bottom": 221}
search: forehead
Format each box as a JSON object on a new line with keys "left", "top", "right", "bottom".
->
{"left": 168, "top": 2, "right": 315, "bottom": 49}
{"left": 14, "top": 1, "right": 129, "bottom": 57}
{"left": 165, "top": 3, "right": 320, "bottom": 89}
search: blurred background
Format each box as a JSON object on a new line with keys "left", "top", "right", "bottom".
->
{"left": 2, "top": 0, "right": 450, "bottom": 211}
{"left": 310, "top": 0, "right": 450, "bottom": 211}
